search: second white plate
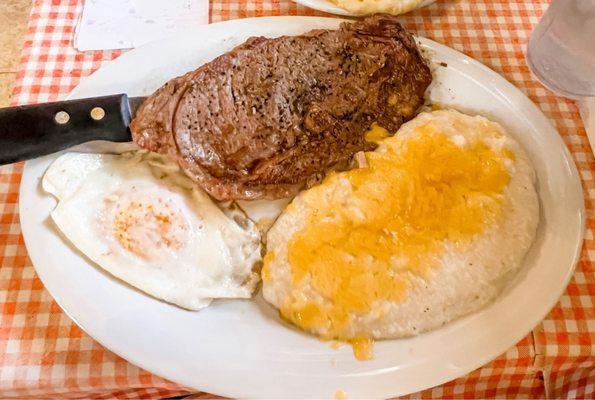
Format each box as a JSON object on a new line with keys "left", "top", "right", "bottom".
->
{"left": 19, "top": 17, "right": 584, "bottom": 398}
{"left": 294, "top": 0, "right": 436, "bottom": 17}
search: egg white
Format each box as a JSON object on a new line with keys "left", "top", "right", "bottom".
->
{"left": 43, "top": 151, "right": 262, "bottom": 310}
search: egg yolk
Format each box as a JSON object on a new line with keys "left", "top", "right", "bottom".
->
{"left": 267, "top": 124, "right": 513, "bottom": 354}
{"left": 112, "top": 197, "right": 187, "bottom": 259}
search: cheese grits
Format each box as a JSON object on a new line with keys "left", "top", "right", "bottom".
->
{"left": 262, "top": 109, "right": 539, "bottom": 359}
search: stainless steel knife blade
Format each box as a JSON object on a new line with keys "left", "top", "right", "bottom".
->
{"left": 128, "top": 96, "right": 147, "bottom": 119}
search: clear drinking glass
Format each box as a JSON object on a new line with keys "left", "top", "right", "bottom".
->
{"left": 526, "top": 0, "right": 595, "bottom": 99}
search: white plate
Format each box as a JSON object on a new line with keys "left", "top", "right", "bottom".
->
{"left": 294, "top": 0, "right": 435, "bottom": 17}
{"left": 19, "top": 17, "right": 584, "bottom": 398}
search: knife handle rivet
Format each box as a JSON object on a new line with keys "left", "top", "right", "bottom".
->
{"left": 54, "top": 111, "right": 70, "bottom": 125}
{"left": 90, "top": 107, "right": 106, "bottom": 121}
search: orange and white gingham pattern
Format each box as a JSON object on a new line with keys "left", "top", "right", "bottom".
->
{"left": 0, "top": 0, "right": 593, "bottom": 398}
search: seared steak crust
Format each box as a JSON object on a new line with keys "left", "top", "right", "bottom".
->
{"left": 130, "top": 15, "right": 432, "bottom": 200}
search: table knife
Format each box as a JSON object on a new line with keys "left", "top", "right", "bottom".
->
{"left": 0, "top": 94, "right": 146, "bottom": 165}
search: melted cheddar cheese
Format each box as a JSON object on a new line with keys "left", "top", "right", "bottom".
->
{"left": 365, "top": 123, "right": 390, "bottom": 143}
{"left": 264, "top": 123, "right": 513, "bottom": 354}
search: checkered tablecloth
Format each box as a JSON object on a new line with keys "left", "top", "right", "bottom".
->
{"left": 0, "top": 0, "right": 593, "bottom": 398}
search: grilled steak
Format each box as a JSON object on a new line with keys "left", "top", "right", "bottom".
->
{"left": 130, "top": 15, "right": 432, "bottom": 200}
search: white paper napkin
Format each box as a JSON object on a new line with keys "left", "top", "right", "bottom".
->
{"left": 578, "top": 98, "right": 595, "bottom": 156}
{"left": 74, "top": 0, "right": 209, "bottom": 51}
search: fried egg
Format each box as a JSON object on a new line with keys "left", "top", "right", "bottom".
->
{"left": 262, "top": 109, "right": 539, "bottom": 358}
{"left": 43, "top": 151, "right": 262, "bottom": 310}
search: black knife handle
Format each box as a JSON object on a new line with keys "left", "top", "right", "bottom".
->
{"left": 0, "top": 93, "right": 133, "bottom": 165}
